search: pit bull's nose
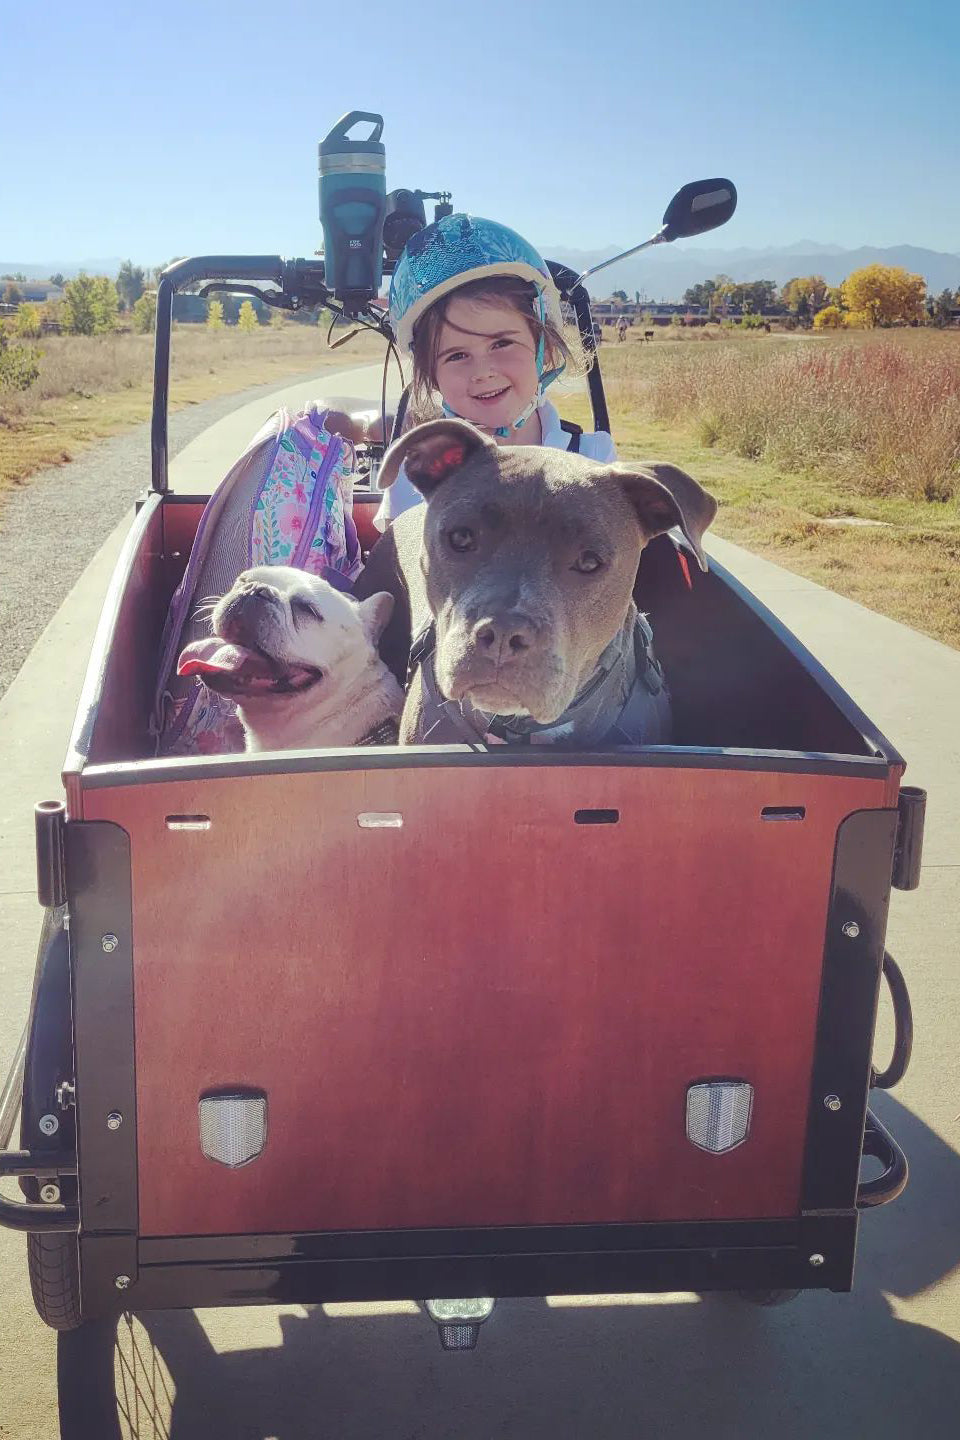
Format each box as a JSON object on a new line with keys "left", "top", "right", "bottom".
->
{"left": 474, "top": 613, "right": 538, "bottom": 663}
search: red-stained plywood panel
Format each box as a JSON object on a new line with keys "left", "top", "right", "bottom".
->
{"left": 353, "top": 494, "right": 381, "bottom": 553}
{"left": 82, "top": 763, "right": 892, "bottom": 1236}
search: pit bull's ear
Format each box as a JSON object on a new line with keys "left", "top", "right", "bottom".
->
{"left": 379, "top": 419, "right": 494, "bottom": 498}
{"left": 615, "top": 462, "right": 718, "bottom": 572}
{"left": 356, "top": 591, "right": 395, "bottom": 642}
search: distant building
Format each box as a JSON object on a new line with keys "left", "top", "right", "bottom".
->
{"left": 0, "top": 279, "right": 65, "bottom": 304}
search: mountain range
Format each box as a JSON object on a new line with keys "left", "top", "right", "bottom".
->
{"left": 4, "top": 243, "right": 960, "bottom": 303}
{"left": 537, "top": 242, "right": 960, "bottom": 300}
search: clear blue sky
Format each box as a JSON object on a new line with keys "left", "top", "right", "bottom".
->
{"left": 2, "top": 0, "right": 958, "bottom": 267}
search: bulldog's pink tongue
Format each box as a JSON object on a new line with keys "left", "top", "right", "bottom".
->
{"left": 177, "top": 638, "right": 272, "bottom": 681}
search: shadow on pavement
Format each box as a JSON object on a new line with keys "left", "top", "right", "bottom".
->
{"left": 61, "top": 1095, "right": 960, "bottom": 1439}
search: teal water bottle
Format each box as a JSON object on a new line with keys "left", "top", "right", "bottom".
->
{"left": 318, "top": 112, "right": 386, "bottom": 310}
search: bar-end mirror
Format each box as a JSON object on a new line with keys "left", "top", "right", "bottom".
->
{"left": 660, "top": 179, "right": 738, "bottom": 242}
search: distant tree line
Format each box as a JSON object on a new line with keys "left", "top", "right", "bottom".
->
{"left": 677, "top": 266, "right": 959, "bottom": 329}
{"left": 0, "top": 256, "right": 293, "bottom": 340}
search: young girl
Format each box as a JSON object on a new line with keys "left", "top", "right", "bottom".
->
{"left": 374, "top": 213, "right": 616, "bottom": 530}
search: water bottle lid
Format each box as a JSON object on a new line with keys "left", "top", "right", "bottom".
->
{"left": 320, "top": 111, "right": 385, "bottom": 158}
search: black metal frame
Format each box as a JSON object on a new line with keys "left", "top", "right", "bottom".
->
{"left": 9, "top": 779, "right": 898, "bottom": 1320}
{"left": 150, "top": 254, "right": 608, "bottom": 493}
{"left": 801, "top": 807, "right": 900, "bottom": 1212}
{"left": 0, "top": 904, "right": 78, "bottom": 1233}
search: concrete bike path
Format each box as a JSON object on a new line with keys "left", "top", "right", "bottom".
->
{"left": 0, "top": 370, "right": 958, "bottom": 1438}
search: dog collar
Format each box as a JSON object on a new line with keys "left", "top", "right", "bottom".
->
{"left": 407, "top": 608, "right": 669, "bottom": 748}
{"left": 356, "top": 716, "right": 401, "bottom": 747}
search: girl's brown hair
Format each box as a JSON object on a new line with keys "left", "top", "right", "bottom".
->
{"left": 408, "top": 275, "right": 583, "bottom": 417}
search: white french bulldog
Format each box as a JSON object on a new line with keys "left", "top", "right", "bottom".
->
{"left": 177, "top": 566, "right": 404, "bottom": 752}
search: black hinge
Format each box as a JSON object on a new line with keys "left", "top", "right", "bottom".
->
{"left": 35, "top": 800, "right": 67, "bottom": 907}
{"left": 892, "top": 786, "right": 926, "bottom": 891}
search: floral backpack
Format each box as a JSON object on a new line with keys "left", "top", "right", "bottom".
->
{"left": 153, "top": 403, "right": 363, "bottom": 755}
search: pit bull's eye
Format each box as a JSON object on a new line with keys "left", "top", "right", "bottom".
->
{"left": 573, "top": 550, "right": 604, "bottom": 574}
{"left": 447, "top": 527, "right": 477, "bottom": 553}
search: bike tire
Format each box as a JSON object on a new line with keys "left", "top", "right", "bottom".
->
{"left": 28, "top": 1230, "right": 82, "bottom": 1331}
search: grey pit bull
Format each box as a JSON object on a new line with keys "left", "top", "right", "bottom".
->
{"left": 355, "top": 419, "right": 717, "bottom": 747}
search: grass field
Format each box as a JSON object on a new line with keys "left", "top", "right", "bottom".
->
{"left": 0, "top": 324, "right": 383, "bottom": 498}
{"left": 559, "top": 327, "right": 960, "bottom": 649}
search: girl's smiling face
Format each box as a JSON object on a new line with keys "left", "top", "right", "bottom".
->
{"left": 434, "top": 296, "right": 541, "bottom": 438}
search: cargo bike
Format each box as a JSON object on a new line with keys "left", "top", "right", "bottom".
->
{"left": 0, "top": 113, "right": 923, "bottom": 1431}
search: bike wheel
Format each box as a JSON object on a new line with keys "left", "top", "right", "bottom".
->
{"left": 58, "top": 1313, "right": 175, "bottom": 1440}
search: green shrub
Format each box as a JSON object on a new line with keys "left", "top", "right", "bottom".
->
{"left": 0, "top": 330, "right": 41, "bottom": 392}
{"left": 132, "top": 294, "right": 155, "bottom": 334}
{"left": 62, "top": 274, "right": 119, "bottom": 335}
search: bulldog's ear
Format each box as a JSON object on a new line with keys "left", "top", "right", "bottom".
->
{"left": 379, "top": 419, "right": 494, "bottom": 498}
{"left": 614, "top": 462, "right": 718, "bottom": 571}
{"left": 356, "top": 591, "right": 395, "bottom": 642}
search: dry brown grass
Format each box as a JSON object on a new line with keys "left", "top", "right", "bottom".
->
{"left": 558, "top": 328, "right": 960, "bottom": 649}
{"left": 0, "top": 324, "right": 384, "bottom": 496}
{"left": 600, "top": 327, "right": 960, "bottom": 503}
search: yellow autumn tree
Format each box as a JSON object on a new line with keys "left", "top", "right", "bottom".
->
{"left": 14, "top": 302, "right": 42, "bottom": 339}
{"left": 840, "top": 265, "right": 926, "bottom": 327}
{"left": 206, "top": 300, "right": 224, "bottom": 330}
{"left": 237, "top": 300, "right": 259, "bottom": 332}
{"left": 813, "top": 304, "right": 844, "bottom": 330}
{"left": 781, "top": 275, "right": 828, "bottom": 322}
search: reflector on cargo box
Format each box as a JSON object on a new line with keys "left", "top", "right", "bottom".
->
{"left": 199, "top": 1090, "right": 267, "bottom": 1167}
{"left": 686, "top": 1080, "right": 753, "bottom": 1154}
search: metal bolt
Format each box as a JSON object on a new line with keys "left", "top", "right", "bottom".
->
{"left": 40, "top": 1183, "right": 60, "bottom": 1203}
{"left": 38, "top": 1114, "right": 59, "bottom": 1136}
{"left": 101, "top": 933, "right": 119, "bottom": 953}
{"left": 824, "top": 1094, "right": 842, "bottom": 1112}
{"left": 809, "top": 1253, "right": 825, "bottom": 1267}
{"left": 842, "top": 921, "right": 860, "bottom": 939}
{"left": 106, "top": 1112, "right": 123, "bottom": 1131}
{"left": 114, "top": 1274, "right": 132, "bottom": 1291}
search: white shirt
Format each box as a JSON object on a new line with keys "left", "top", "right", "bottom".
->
{"left": 372, "top": 399, "right": 618, "bottom": 531}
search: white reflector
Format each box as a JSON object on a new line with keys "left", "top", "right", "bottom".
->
{"left": 199, "top": 1091, "right": 267, "bottom": 1168}
{"left": 686, "top": 1081, "right": 753, "bottom": 1154}
{"left": 425, "top": 1298, "right": 495, "bottom": 1323}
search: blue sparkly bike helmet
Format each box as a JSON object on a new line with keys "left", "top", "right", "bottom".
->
{"left": 388, "top": 214, "right": 566, "bottom": 434}
{"left": 389, "top": 213, "right": 562, "bottom": 351}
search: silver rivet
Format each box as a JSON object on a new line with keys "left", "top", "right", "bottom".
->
{"left": 40, "top": 1183, "right": 61, "bottom": 1203}
{"left": 38, "top": 1114, "right": 59, "bottom": 1136}
{"left": 824, "top": 1094, "right": 842, "bottom": 1112}
{"left": 809, "top": 1253, "right": 825, "bottom": 1267}
{"left": 106, "top": 1112, "right": 123, "bottom": 1131}
{"left": 114, "top": 1274, "right": 132, "bottom": 1291}
{"left": 101, "top": 933, "right": 119, "bottom": 953}
{"left": 842, "top": 921, "right": 860, "bottom": 939}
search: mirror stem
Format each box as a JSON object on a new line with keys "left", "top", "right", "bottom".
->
{"left": 575, "top": 228, "right": 668, "bottom": 288}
